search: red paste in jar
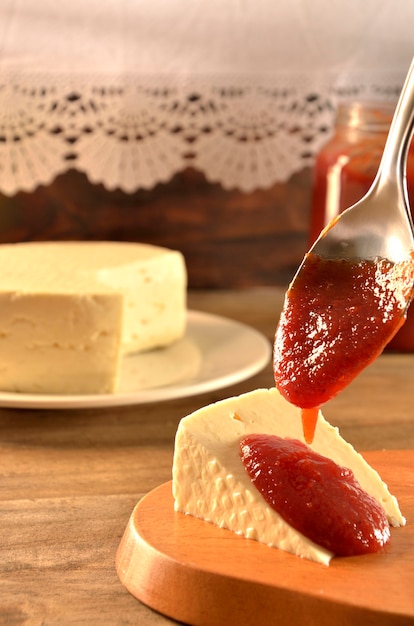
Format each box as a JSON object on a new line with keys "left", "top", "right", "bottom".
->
{"left": 273, "top": 252, "right": 414, "bottom": 442}
{"left": 310, "top": 102, "right": 414, "bottom": 353}
{"left": 240, "top": 434, "right": 391, "bottom": 557}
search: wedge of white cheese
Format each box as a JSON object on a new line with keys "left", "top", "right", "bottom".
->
{"left": 173, "top": 387, "right": 405, "bottom": 565}
{"left": 0, "top": 241, "right": 186, "bottom": 394}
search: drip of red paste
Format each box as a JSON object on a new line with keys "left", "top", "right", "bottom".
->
{"left": 240, "top": 434, "right": 391, "bottom": 557}
{"left": 274, "top": 253, "right": 414, "bottom": 442}
{"left": 300, "top": 407, "right": 319, "bottom": 444}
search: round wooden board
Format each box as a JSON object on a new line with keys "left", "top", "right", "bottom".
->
{"left": 116, "top": 450, "right": 414, "bottom": 626}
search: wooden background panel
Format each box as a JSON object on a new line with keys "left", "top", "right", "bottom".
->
{"left": 0, "top": 166, "right": 312, "bottom": 288}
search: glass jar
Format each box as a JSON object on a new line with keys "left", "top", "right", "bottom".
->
{"left": 310, "top": 101, "right": 414, "bottom": 352}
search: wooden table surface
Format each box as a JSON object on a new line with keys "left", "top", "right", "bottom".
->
{"left": 1, "top": 287, "right": 414, "bottom": 626}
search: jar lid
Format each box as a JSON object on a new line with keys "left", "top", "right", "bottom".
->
{"left": 336, "top": 101, "right": 397, "bottom": 132}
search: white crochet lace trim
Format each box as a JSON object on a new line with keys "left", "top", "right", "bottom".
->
{"left": 0, "top": 73, "right": 403, "bottom": 195}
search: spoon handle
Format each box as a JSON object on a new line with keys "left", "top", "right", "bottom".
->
{"left": 377, "top": 57, "right": 414, "bottom": 196}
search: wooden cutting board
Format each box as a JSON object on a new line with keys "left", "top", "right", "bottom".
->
{"left": 116, "top": 450, "right": 414, "bottom": 626}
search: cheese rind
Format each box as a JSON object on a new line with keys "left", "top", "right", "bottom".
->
{"left": 0, "top": 241, "right": 187, "bottom": 394}
{"left": 93, "top": 244, "right": 187, "bottom": 353}
{"left": 172, "top": 387, "right": 405, "bottom": 565}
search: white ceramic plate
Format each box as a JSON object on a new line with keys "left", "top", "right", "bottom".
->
{"left": 0, "top": 310, "right": 271, "bottom": 409}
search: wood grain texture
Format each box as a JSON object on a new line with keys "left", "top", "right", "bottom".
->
{"left": 1, "top": 288, "right": 413, "bottom": 625}
{"left": 117, "top": 451, "right": 414, "bottom": 626}
{"left": 0, "top": 167, "right": 312, "bottom": 288}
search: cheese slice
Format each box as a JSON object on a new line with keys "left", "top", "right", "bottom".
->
{"left": 0, "top": 241, "right": 187, "bottom": 394}
{"left": 173, "top": 387, "right": 405, "bottom": 565}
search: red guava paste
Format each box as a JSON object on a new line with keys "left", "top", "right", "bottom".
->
{"left": 274, "top": 252, "right": 414, "bottom": 442}
{"left": 240, "top": 434, "right": 391, "bottom": 557}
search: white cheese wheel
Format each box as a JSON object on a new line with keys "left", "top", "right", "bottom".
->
{"left": 173, "top": 387, "right": 405, "bottom": 565}
{"left": 0, "top": 241, "right": 187, "bottom": 394}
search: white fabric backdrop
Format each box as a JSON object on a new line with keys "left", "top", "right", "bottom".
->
{"left": 0, "top": 0, "right": 413, "bottom": 194}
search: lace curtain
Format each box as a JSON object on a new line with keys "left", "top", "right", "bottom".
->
{"left": 1, "top": 0, "right": 413, "bottom": 195}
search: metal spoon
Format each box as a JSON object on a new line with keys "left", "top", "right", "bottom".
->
{"left": 274, "top": 58, "right": 414, "bottom": 441}
{"left": 311, "top": 58, "right": 414, "bottom": 264}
